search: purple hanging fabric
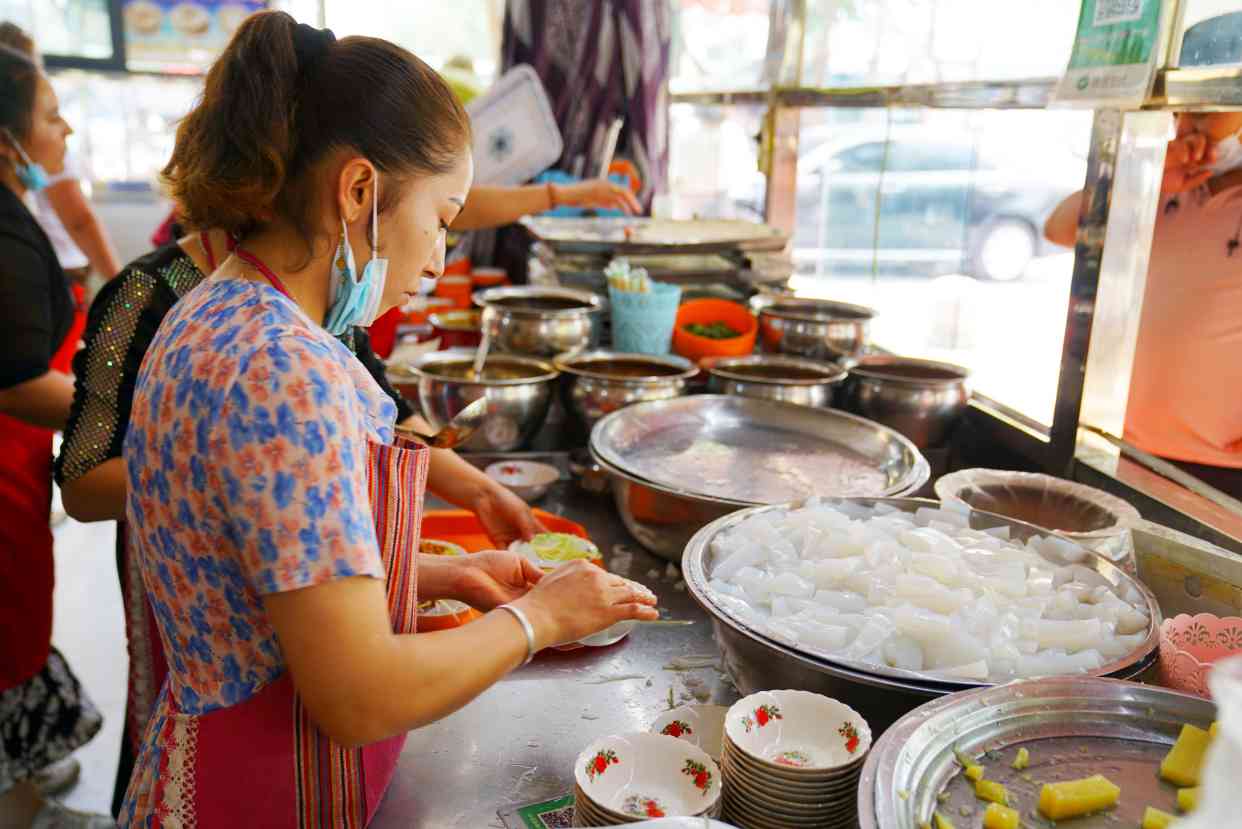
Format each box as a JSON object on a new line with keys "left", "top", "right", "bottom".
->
{"left": 500, "top": 0, "right": 672, "bottom": 207}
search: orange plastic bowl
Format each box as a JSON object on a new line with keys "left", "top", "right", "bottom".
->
{"left": 471, "top": 266, "right": 509, "bottom": 289}
{"left": 434, "top": 275, "right": 474, "bottom": 309}
{"left": 672, "top": 299, "right": 758, "bottom": 362}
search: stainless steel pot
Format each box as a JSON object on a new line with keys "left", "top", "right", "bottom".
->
{"left": 391, "top": 352, "right": 558, "bottom": 452}
{"left": 752, "top": 296, "right": 876, "bottom": 363}
{"left": 590, "top": 396, "right": 930, "bottom": 562}
{"left": 681, "top": 497, "right": 1162, "bottom": 733}
{"left": 475, "top": 286, "right": 604, "bottom": 358}
{"left": 703, "top": 354, "right": 847, "bottom": 408}
{"left": 839, "top": 356, "right": 970, "bottom": 449}
{"left": 555, "top": 350, "right": 698, "bottom": 435}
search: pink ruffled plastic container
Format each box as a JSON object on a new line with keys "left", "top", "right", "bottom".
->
{"left": 1158, "top": 613, "right": 1242, "bottom": 698}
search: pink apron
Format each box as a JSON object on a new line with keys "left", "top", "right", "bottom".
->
{"left": 124, "top": 436, "right": 429, "bottom": 827}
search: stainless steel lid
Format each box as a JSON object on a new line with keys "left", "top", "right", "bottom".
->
{"left": 589, "top": 395, "right": 929, "bottom": 506}
{"left": 472, "top": 285, "right": 604, "bottom": 317}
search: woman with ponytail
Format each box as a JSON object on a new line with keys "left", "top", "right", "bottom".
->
{"left": 118, "top": 13, "right": 657, "bottom": 826}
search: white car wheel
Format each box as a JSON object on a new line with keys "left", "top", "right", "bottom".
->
{"left": 976, "top": 219, "right": 1036, "bottom": 282}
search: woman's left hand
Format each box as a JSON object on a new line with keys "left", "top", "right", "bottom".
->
{"left": 472, "top": 484, "right": 547, "bottom": 549}
{"left": 448, "top": 551, "right": 544, "bottom": 611}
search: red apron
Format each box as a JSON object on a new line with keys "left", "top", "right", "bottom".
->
{"left": 0, "top": 282, "right": 85, "bottom": 690}
{"left": 123, "top": 436, "right": 429, "bottom": 827}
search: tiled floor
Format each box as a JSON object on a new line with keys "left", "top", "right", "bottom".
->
{"left": 50, "top": 515, "right": 125, "bottom": 814}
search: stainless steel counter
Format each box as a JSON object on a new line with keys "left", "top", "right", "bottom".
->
{"left": 371, "top": 453, "right": 739, "bottom": 829}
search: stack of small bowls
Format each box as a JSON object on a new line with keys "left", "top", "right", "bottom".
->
{"left": 720, "top": 690, "right": 871, "bottom": 829}
{"left": 572, "top": 733, "right": 723, "bottom": 826}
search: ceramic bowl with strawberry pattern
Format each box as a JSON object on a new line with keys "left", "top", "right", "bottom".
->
{"left": 724, "top": 690, "right": 871, "bottom": 774}
{"left": 651, "top": 704, "right": 727, "bottom": 761}
{"left": 573, "top": 732, "right": 722, "bottom": 821}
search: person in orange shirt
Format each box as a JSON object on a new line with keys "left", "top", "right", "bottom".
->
{"left": 1046, "top": 112, "right": 1242, "bottom": 497}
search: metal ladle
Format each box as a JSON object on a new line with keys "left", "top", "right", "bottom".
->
{"left": 396, "top": 397, "right": 490, "bottom": 449}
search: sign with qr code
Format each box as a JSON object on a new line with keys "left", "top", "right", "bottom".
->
{"left": 1054, "top": 0, "right": 1171, "bottom": 108}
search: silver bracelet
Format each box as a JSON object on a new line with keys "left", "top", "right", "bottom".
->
{"left": 498, "top": 603, "right": 536, "bottom": 666}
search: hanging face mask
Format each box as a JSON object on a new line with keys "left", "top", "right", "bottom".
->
{"left": 323, "top": 170, "right": 389, "bottom": 336}
{"left": 2, "top": 129, "right": 49, "bottom": 192}
{"left": 1210, "top": 132, "right": 1242, "bottom": 177}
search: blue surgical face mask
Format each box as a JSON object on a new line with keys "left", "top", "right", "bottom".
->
{"left": 323, "top": 170, "right": 389, "bottom": 335}
{"left": 3, "top": 129, "right": 49, "bottom": 192}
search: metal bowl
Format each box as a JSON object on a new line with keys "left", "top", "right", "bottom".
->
{"left": 392, "top": 352, "right": 559, "bottom": 452}
{"left": 475, "top": 286, "right": 604, "bottom": 358}
{"left": 703, "top": 354, "right": 847, "bottom": 408}
{"left": 555, "top": 350, "right": 698, "bottom": 435}
{"left": 752, "top": 296, "right": 876, "bottom": 364}
{"left": 839, "top": 356, "right": 971, "bottom": 449}
{"left": 682, "top": 497, "right": 1163, "bottom": 732}
{"left": 589, "top": 395, "right": 929, "bottom": 561}
{"left": 859, "top": 676, "right": 1214, "bottom": 829}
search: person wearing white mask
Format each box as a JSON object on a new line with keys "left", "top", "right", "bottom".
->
{"left": 1045, "top": 29, "right": 1242, "bottom": 498}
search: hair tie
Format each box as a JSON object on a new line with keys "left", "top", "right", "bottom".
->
{"left": 292, "top": 22, "right": 335, "bottom": 73}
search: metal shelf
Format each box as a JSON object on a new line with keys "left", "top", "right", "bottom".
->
{"left": 673, "top": 68, "right": 1242, "bottom": 112}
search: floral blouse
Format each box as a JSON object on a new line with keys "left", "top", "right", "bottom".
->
{"left": 124, "top": 276, "right": 397, "bottom": 714}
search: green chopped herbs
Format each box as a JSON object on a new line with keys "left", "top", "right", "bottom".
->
{"left": 684, "top": 321, "right": 741, "bottom": 340}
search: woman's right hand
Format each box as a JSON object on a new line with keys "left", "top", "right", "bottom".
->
{"left": 513, "top": 560, "right": 659, "bottom": 649}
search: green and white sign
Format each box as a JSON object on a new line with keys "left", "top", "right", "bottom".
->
{"left": 1055, "top": 0, "right": 1172, "bottom": 108}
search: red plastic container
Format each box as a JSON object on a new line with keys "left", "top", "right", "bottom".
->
{"left": 429, "top": 309, "right": 483, "bottom": 349}
{"left": 471, "top": 266, "right": 509, "bottom": 289}
{"left": 671, "top": 298, "right": 758, "bottom": 362}
{"left": 434, "top": 275, "right": 474, "bottom": 309}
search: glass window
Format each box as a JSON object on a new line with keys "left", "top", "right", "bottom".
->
{"left": 324, "top": 0, "right": 503, "bottom": 85}
{"left": 801, "top": 0, "right": 1080, "bottom": 87}
{"left": 0, "top": 0, "right": 114, "bottom": 61}
{"left": 1178, "top": 1, "right": 1242, "bottom": 67}
{"left": 671, "top": 0, "right": 771, "bottom": 92}
{"left": 667, "top": 102, "right": 764, "bottom": 220}
{"left": 784, "top": 107, "right": 1093, "bottom": 425}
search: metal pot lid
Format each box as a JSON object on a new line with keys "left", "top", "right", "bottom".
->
{"left": 589, "top": 395, "right": 929, "bottom": 506}
{"left": 751, "top": 295, "right": 877, "bottom": 323}
{"left": 410, "top": 351, "right": 558, "bottom": 386}
{"left": 702, "top": 355, "right": 848, "bottom": 386}
{"left": 681, "top": 497, "right": 1161, "bottom": 693}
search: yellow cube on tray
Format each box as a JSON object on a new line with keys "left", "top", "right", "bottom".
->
{"left": 933, "top": 812, "right": 956, "bottom": 829}
{"left": 1142, "top": 806, "right": 1177, "bottom": 829}
{"left": 1160, "top": 724, "right": 1212, "bottom": 787}
{"left": 1177, "top": 786, "right": 1198, "bottom": 812}
{"left": 965, "top": 764, "right": 985, "bottom": 782}
{"left": 975, "top": 779, "right": 1009, "bottom": 805}
{"left": 1038, "top": 774, "right": 1121, "bottom": 820}
{"left": 1011, "top": 747, "right": 1030, "bottom": 770}
{"left": 982, "top": 802, "right": 1020, "bottom": 829}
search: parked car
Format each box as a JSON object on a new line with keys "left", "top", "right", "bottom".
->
{"left": 731, "top": 128, "right": 1081, "bottom": 281}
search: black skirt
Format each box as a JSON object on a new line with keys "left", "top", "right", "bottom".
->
{"left": 0, "top": 647, "right": 101, "bottom": 793}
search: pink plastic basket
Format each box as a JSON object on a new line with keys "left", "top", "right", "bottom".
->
{"left": 1158, "top": 613, "right": 1242, "bottom": 698}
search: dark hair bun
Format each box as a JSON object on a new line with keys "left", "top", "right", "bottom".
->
{"left": 162, "top": 11, "right": 470, "bottom": 245}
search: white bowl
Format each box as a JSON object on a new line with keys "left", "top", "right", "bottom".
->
{"left": 651, "top": 704, "right": 727, "bottom": 761}
{"left": 574, "top": 732, "right": 722, "bottom": 820}
{"left": 724, "top": 690, "right": 871, "bottom": 773}
{"left": 485, "top": 460, "right": 560, "bottom": 502}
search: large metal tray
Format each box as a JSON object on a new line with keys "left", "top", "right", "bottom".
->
{"left": 590, "top": 396, "right": 929, "bottom": 506}
{"left": 520, "top": 216, "right": 789, "bottom": 256}
{"left": 859, "top": 676, "right": 1216, "bottom": 829}
{"left": 682, "top": 498, "right": 1162, "bottom": 693}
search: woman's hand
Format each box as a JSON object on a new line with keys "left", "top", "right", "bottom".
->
{"left": 1163, "top": 128, "right": 1216, "bottom": 196}
{"left": 552, "top": 179, "right": 642, "bottom": 215}
{"left": 472, "top": 483, "right": 546, "bottom": 549}
{"left": 512, "top": 561, "right": 659, "bottom": 649}
{"left": 437, "top": 550, "right": 544, "bottom": 611}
